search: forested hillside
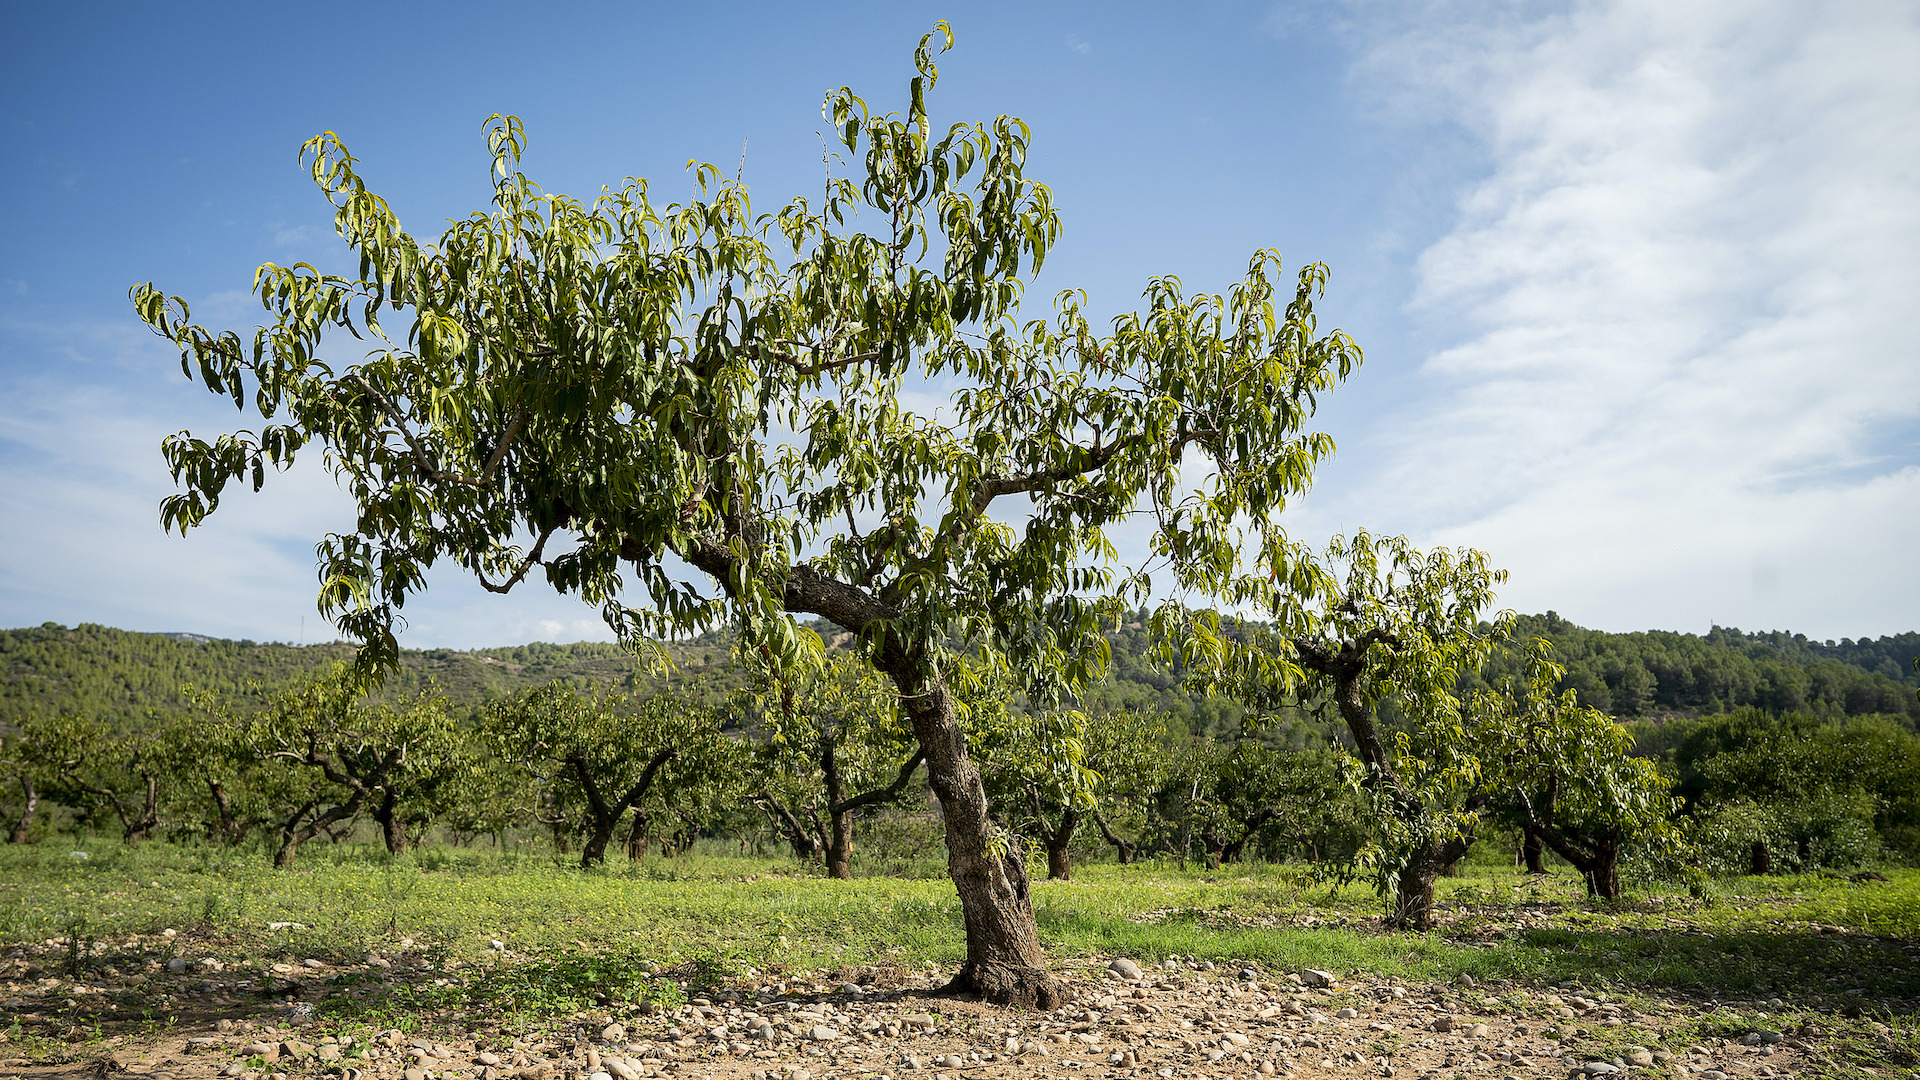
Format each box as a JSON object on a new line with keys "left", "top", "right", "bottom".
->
{"left": 0, "top": 622, "right": 742, "bottom": 732}
{"left": 4, "top": 613, "right": 1913, "bottom": 734}
{"left": 1507, "top": 612, "right": 1919, "bottom": 720}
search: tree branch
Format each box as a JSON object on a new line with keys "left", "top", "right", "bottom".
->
{"left": 836, "top": 749, "right": 926, "bottom": 815}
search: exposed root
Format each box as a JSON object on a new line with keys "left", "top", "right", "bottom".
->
{"left": 937, "top": 959, "right": 1075, "bottom": 1010}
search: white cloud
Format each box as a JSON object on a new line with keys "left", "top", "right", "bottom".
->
{"left": 1067, "top": 33, "right": 1093, "bottom": 57}
{"left": 1305, "top": 0, "right": 1920, "bottom": 637}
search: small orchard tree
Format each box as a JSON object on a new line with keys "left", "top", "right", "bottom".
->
{"left": 131, "top": 26, "right": 1359, "bottom": 1004}
{"left": 1494, "top": 644, "right": 1684, "bottom": 899}
{"left": 1168, "top": 531, "right": 1509, "bottom": 930}
{"left": 485, "top": 682, "right": 728, "bottom": 868}
{"left": 14, "top": 711, "right": 187, "bottom": 844}
{"left": 230, "top": 664, "right": 467, "bottom": 867}
{"left": 1182, "top": 739, "right": 1357, "bottom": 867}
{"left": 1081, "top": 708, "right": 1169, "bottom": 866}
{"left": 967, "top": 679, "right": 1096, "bottom": 881}
{"left": 750, "top": 651, "right": 924, "bottom": 879}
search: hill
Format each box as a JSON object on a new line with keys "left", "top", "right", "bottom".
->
{"left": 3, "top": 613, "right": 1914, "bottom": 734}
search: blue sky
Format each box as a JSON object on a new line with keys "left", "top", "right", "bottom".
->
{"left": 2, "top": 0, "right": 1915, "bottom": 647}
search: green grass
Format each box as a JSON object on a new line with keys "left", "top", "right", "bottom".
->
{"left": 2, "top": 837, "right": 1915, "bottom": 1010}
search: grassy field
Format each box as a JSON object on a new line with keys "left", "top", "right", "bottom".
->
{"left": 4, "top": 838, "right": 1916, "bottom": 1008}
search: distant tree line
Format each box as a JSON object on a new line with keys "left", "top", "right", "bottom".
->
{"left": 7, "top": 607, "right": 1912, "bottom": 931}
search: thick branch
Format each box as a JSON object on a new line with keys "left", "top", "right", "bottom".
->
{"left": 833, "top": 749, "right": 926, "bottom": 815}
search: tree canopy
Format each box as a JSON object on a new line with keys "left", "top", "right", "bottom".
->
{"left": 130, "top": 25, "right": 1360, "bottom": 1006}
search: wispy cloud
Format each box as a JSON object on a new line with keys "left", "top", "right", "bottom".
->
{"left": 1309, "top": 0, "right": 1920, "bottom": 637}
{"left": 1067, "top": 33, "right": 1092, "bottom": 57}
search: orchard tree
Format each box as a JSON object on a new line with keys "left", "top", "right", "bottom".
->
{"left": 227, "top": 664, "right": 467, "bottom": 867}
{"left": 751, "top": 651, "right": 924, "bottom": 879}
{"left": 485, "top": 682, "right": 729, "bottom": 867}
{"left": 13, "top": 711, "right": 188, "bottom": 843}
{"left": 1169, "top": 531, "right": 1509, "bottom": 929}
{"left": 1081, "top": 708, "right": 1169, "bottom": 866}
{"left": 132, "top": 27, "right": 1360, "bottom": 1005}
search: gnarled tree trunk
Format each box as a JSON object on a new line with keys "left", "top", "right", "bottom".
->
{"left": 878, "top": 644, "right": 1069, "bottom": 1008}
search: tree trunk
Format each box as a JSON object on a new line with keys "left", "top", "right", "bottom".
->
{"left": 1521, "top": 826, "right": 1546, "bottom": 874}
{"left": 1200, "top": 824, "right": 1226, "bottom": 870}
{"left": 1585, "top": 840, "right": 1621, "bottom": 899}
{"left": 1046, "top": 805, "right": 1078, "bottom": 880}
{"left": 821, "top": 736, "right": 854, "bottom": 880}
{"left": 123, "top": 774, "right": 160, "bottom": 843}
{"left": 208, "top": 780, "right": 247, "bottom": 845}
{"left": 756, "top": 796, "right": 822, "bottom": 861}
{"left": 1390, "top": 834, "right": 1472, "bottom": 931}
{"left": 582, "top": 816, "right": 616, "bottom": 868}
{"left": 374, "top": 790, "right": 409, "bottom": 855}
{"left": 826, "top": 806, "right": 854, "bottom": 880}
{"left": 880, "top": 647, "right": 1069, "bottom": 1009}
{"left": 1749, "top": 839, "right": 1771, "bottom": 876}
{"left": 624, "top": 809, "right": 649, "bottom": 861}
{"left": 9, "top": 775, "right": 38, "bottom": 844}
{"left": 1090, "top": 807, "right": 1135, "bottom": 865}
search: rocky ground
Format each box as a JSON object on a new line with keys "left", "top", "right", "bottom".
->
{"left": 1, "top": 938, "right": 1857, "bottom": 1080}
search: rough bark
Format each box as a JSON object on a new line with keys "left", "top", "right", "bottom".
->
{"left": 754, "top": 795, "right": 823, "bottom": 862}
{"left": 878, "top": 644, "right": 1069, "bottom": 1008}
{"left": 75, "top": 773, "right": 160, "bottom": 844}
{"left": 273, "top": 795, "right": 364, "bottom": 869}
{"left": 1392, "top": 833, "right": 1473, "bottom": 930}
{"left": 821, "top": 736, "right": 853, "bottom": 880}
{"left": 9, "top": 775, "right": 38, "bottom": 844}
{"left": 1750, "top": 839, "right": 1771, "bottom": 876}
{"left": 1518, "top": 787, "right": 1626, "bottom": 900}
{"left": 1297, "top": 632, "right": 1480, "bottom": 931}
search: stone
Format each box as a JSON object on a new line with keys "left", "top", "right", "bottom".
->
{"left": 1430, "top": 1017, "right": 1454, "bottom": 1033}
{"left": 404, "top": 1070, "right": 428, "bottom": 1080}
{"left": 1239, "top": 968, "right": 1258, "bottom": 981}
{"left": 903, "top": 1013, "right": 937, "bottom": 1030}
{"left": 1334, "top": 1008, "right": 1358, "bottom": 1019}
{"left": 1109, "top": 959, "right": 1144, "bottom": 980}
{"left": 166, "top": 958, "right": 188, "bottom": 974}
{"left": 222, "top": 1065, "right": 245, "bottom": 1077}
{"left": 1627, "top": 1050, "right": 1654, "bottom": 1067}
{"left": 1298, "top": 969, "right": 1337, "bottom": 988}
{"left": 601, "top": 1023, "right": 627, "bottom": 1043}
{"left": 1577, "top": 1063, "right": 1618, "bottom": 1076}
{"left": 1468, "top": 1024, "right": 1489, "bottom": 1038}
{"left": 810, "top": 1026, "right": 840, "bottom": 1042}
{"left": 477, "top": 1053, "right": 501, "bottom": 1066}
{"left": 588, "top": 1073, "right": 613, "bottom": 1080}
{"left": 244, "top": 1042, "right": 278, "bottom": 1060}
{"left": 278, "top": 1040, "right": 311, "bottom": 1058}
